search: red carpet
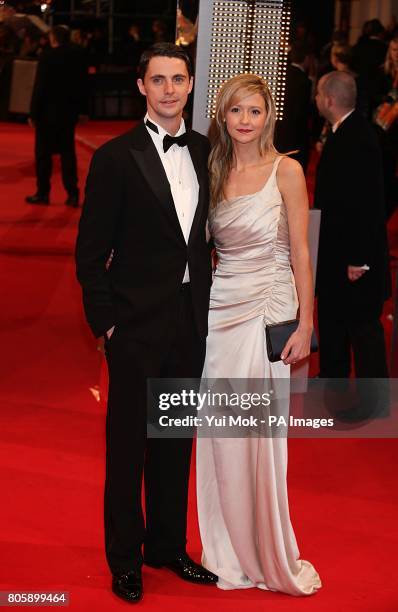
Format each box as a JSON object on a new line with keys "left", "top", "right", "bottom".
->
{"left": 0, "top": 122, "right": 397, "bottom": 611}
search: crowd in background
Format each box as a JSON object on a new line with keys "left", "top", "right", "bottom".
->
{"left": 1, "top": 3, "right": 397, "bottom": 215}
{"left": 276, "top": 18, "right": 398, "bottom": 219}
{"left": 0, "top": 2, "right": 173, "bottom": 120}
{"left": 0, "top": 1, "right": 172, "bottom": 66}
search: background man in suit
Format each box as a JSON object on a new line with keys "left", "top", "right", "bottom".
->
{"left": 274, "top": 42, "right": 312, "bottom": 171}
{"left": 26, "top": 25, "right": 88, "bottom": 207}
{"left": 76, "top": 43, "right": 215, "bottom": 603}
{"left": 314, "top": 71, "right": 390, "bottom": 417}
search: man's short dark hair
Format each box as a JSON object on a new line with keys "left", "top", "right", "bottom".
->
{"left": 51, "top": 25, "right": 71, "bottom": 46}
{"left": 289, "top": 42, "right": 307, "bottom": 65}
{"left": 367, "top": 19, "right": 384, "bottom": 37}
{"left": 138, "top": 43, "right": 193, "bottom": 80}
{"left": 332, "top": 44, "right": 353, "bottom": 68}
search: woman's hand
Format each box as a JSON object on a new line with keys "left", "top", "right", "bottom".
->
{"left": 280, "top": 325, "right": 313, "bottom": 365}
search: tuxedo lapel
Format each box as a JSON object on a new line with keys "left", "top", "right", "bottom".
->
{"left": 128, "top": 122, "right": 185, "bottom": 243}
{"left": 187, "top": 134, "right": 207, "bottom": 244}
{"left": 318, "top": 113, "right": 356, "bottom": 175}
{"left": 320, "top": 127, "right": 336, "bottom": 158}
{"left": 317, "top": 128, "right": 337, "bottom": 179}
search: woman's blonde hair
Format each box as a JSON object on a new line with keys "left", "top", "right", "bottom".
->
{"left": 384, "top": 37, "right": 398, "bottom": 78}
{"left": 209, "top": 73, "right": 278, "bottom": 206}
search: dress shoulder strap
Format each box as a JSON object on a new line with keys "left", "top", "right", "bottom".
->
{"left": 273, "top": 154, "right": 284, "bottom": 172}
{"left": 268, "top": 155, "right": 284, "bottom": 196}
{"left": 269, "top": 155, "right": 283, "bottom": 183}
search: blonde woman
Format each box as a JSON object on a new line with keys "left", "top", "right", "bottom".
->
{"left": 383, "top": 36, "right": 398, "bottom": 91}
{"left": 196, "top": 74, "right": 321, "bottom": 596}
{"left": 373, "top": 37, "right": 398, "bottom": 217}
{"left": 374, "top": 36, "right": 398, "bottom": 122}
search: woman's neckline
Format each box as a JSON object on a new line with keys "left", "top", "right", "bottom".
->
{"left": 221, "top": 155, "right": 280, "bottom": 204}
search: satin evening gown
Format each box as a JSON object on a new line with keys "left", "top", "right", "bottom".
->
{"left": 196, "top": 156, "right": 322, "bottom": 596}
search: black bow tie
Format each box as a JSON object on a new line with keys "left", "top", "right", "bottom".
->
{"left": 145, "top": 119, "right": 188, "bottom": 153}
{"left": 163, "top": 132, "right": 188, "bottom": 153}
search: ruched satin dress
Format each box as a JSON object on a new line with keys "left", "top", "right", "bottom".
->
{"left": 196, "top": 156, "right": 321, "bottom": 596}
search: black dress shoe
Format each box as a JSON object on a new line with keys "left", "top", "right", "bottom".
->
{"left": 25, "top": 193, "right": 49, "bottom": 205}
{"left": 146, "top": 552, "right": 217, "bottom": 584}
{"left": 65, "top": 193, "right": 79, "bottom": 207}
{"left": 112, "top": 570, "right": 143, "bottom": 604}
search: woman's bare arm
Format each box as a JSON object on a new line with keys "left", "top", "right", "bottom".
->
{"left": 277, "top": 156, "right": 314, "bottom": 365}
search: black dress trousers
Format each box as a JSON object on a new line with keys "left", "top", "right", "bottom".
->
{"left": 35, "top": 120, "right": 78, "bottom": 197}
{"left": 104, "top": 284, "right": 205, "bottom": 574}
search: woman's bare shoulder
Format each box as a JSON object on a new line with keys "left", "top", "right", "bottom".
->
{"left": 277, "top": 155, "right": 304, "bottom": 178}
{"left": 277, "top": 156, "right": 305, "bottom": 191}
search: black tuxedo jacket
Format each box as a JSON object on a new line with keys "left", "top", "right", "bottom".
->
{"left": 30, "top": 43, "right": 88, "bottom": 124}
{"left": 274, "top": 64, "right": 311, "bottom": 166}
{"left": 314, "top": 111, "right": 390, "bottom": 317}
{"left": 75, "top": 121, "right": 212, "bottom": 342}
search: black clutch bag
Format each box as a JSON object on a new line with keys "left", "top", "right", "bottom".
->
{"left": 265, "top": 319, "right": 318, "bottom": 363}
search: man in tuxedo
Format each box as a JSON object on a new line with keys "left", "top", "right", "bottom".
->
{"left": 314, "top": 71, "right": 390, "bottom": 412}
{"left": 76, "top": 43, "right": 215, "bottom": 603}
{"left": 26, "top": 25, "right": 88, "bottom": 207}
{"left": 274, "top": 43, "right": 312, "bottom": 171}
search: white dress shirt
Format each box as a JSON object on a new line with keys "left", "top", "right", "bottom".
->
{"left": 144, "top": 113, "right": 199, "bottom": 283}
{"left": 332, "top": 108, "right": 355, "bottom": 133}
{"left": 291, "top": 62, "right": 306, "bottom": 72}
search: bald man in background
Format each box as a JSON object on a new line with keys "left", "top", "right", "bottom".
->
{"left": 314, "top": 71, "right": 390, "bottom": 418}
